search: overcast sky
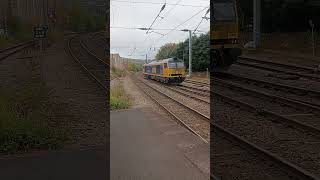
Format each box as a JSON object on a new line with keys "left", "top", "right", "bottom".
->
{"left": 110, "top": 0, "right": 210, "bottom": 60}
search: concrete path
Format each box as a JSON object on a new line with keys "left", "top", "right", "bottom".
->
{"left": 111, "top": 108, "right": 209, "bottom": 180}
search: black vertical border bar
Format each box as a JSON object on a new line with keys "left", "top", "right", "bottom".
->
{"left": 105, "top": 0, "right": 111, "bottom": 179}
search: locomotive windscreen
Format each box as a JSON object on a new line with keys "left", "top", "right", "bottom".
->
{"left": 213, "top": 2, "right": 236, "bottom": 22}
{"left": 168, "top": 58, "right": 185, "bottom": 69}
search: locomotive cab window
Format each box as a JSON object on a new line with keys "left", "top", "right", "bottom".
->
{"left": 168, "top": 58, "right": 184, "bottom": 69}
{"left": 145, "top": 66, "right": 152, "bottom": 73}
{"left": 213, "top": 1, "right": 236, "bottom": 22}
{"left": 176, "top": 62, "right": 185, "bottom": 68}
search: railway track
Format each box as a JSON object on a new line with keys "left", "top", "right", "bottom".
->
{"left": 211, "top": 123, "right": 319, "bottom": 180}
{"left": 67, "top": 36, "right": 108, "bottom": 91}
{"left": 81, "top": 33, "right": 108, "bottom": 62}
{"left": 214, "top": 72, "right": 320, "bottom": 107}
{"left": 177, "top": 85, "right": 210, "bottom": 97}
{"left": 178, "top": 80, "right": 210, "bottom": 97}
{"left": 237, "top": 57, "right": 320, "bottom": 81}
{"left": 213, "top": 88, "right": 320, "bottom": 179}
{"left": 135, "top": 74, "right": 320, "bottom": 179}
{"left": 165, "top": 84, "right": 209, "bottom": 104}
{"left": 133, "top": 75, "right": 210, "bottom": 143}
{"left": 144, "top": 79, "right": 210, "bottom": 104}
{"left": 184, "top": 79, "right": 210, "bottom": 87}
{"left": 0, "top": 40, "right": 36, "bottom": 61}
{"left": 208, "top": 73, "right": 320, "bottom": 178}
{"left": 213, "top": 76, "right": 320, "bottom": 132}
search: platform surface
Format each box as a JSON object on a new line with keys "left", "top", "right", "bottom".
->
{"left": 0, "top": 146, "right": 107, "bottom": 180}
{"left": 111, "top": 107, "right": 209, "bottom": 180}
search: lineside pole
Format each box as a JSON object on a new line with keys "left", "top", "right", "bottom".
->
{"left": 253, "top": 0, "right": 261, "bottom": 48}
{"left": 146, "top": 54, "right": 148, "bottom": 63}
{"left": 188, "top": 30, "right": 192, "bottom": 77}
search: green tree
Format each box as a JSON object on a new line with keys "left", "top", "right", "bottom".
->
{"left": 155, "top": 43, "right": 178, "bottom": 60}
{"left": 155, "top": 32, "right": 210, "bottom": 72}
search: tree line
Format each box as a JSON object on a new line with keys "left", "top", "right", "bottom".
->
{"left": 156, "top": 33, "right": 209, "bottom": 72}
{"left": 66, "top": 1, "right": 106, "bottom": 32}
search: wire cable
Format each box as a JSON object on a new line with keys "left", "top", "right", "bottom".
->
{"left": 193, "top": 8, "right": 210, "bottom": 34}
{"left": 153, "top": 0, "right": 183, "bottom": 28}
{"left": 146, "top": 3, "right": 166, "bottom": 34}
{"left": 111, "top": 1, "right": 209, "bottom": 59}
{"left": 110, "top": 0, "right": 207, "bottom": 7}
{"left": 110, "top": 26, "right": 177, "bottom": 30}
{"left": 148, "top": 6, "right": 209, "bottom": 58}
{"left": 145, "top": 6, "right": 209, "bottom": 56}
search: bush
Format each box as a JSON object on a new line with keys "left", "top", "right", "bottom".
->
{"left": 111, "top": 66, "right": 126, "bottom": 77}
{"left": 128, "top": 63, "right": 143, "bottom": 72}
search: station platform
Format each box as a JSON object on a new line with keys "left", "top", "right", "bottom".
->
{"left": 111, "top": 107, "right": 209, "bottom": 180}
{"left": 0, "top": 146, "right": 107, "bottom": 180}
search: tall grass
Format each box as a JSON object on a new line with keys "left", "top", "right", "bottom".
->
{"left": 110, "top": 84, "right": 130, "bottom": 110}
{"left": 127, "top": 63, "right": 143, "bottom": 72}
{"left": 0, "top": 82, "right": 68, "bottom": 154}
{"left": 111, "top": 66, "right": 126, "bottom": 78}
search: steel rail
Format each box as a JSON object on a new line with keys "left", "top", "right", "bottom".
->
{"left": 239, "top": 56, "right": 317, "bottom": 72}
{"left": 164, "top": 84, "right": 210, "bottom": 104}
{"left": 179, "top": 84, "right": 210, "bottom": 94}
{"left": 138, "top": 75, "right": 320, "bottom": 179}
{"left": 142, "top": 79, "right": 210, "bottom": 104}
{"left": 236, "top": 58, "right": 320, "bottom": 81}
{"left": 184, "top": 79, "right": 210, "bottom": 88}
{"left": 79, "top": 39, "right": 109, "bottom": 67}
{"left": 215, "top": 72, "right": 320, "bottom": 99}
{"left": 212, "top": 123, "right": 320, "bottom": 180}
{"left": 212, "top": 87, "right": 320, "bottom": 135}
{"left": 133, "top": 77, "right": 209, "bottom": 144}
{"left": 0, "top": 41, "right": 35, "bottom": 61}
{"left": 213, "top": 77, "right": 320, "bottom": 113}
{"left": 140, "top": 78, "right": 210, "bottom": 120}
{"left": 185, "top": 79, "right": 210, "bottom": 85}
{"left": 67, "top": 36, "right": 107, "bottom": 91}
{"left": 176, "top": 85, "right": 210, "bottom": 97}
{"left": 0, "top": 40, "right": 34, "bottom": 53}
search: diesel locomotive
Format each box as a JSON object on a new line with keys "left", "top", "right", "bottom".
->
{"left": 211, "top": 0, "right": 242, "bottom": 70}
{"left": 143, "top": 57, "right": 186, "bottom": 84}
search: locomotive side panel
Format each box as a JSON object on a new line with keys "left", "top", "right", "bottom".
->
{"left": 211, "top": 0, "right": 242, "bottom": 71}
{"left": 143, "top": 58, "right": 186, "bottom": 84}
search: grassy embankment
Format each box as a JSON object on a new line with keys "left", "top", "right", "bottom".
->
{"left": 111, "top": 66, "right": 129, "bottom": 110}
{"left": 111, "top": 66, "right": 126, "bottom": 78}
{"left": 110, "top": 62, "right": 143, "bottom": 110}
{"left": 110, "top": 84, "right": 131, "bottom": 110}
{"left": 0, "top": 82, "right": 68, "bottom": 154}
